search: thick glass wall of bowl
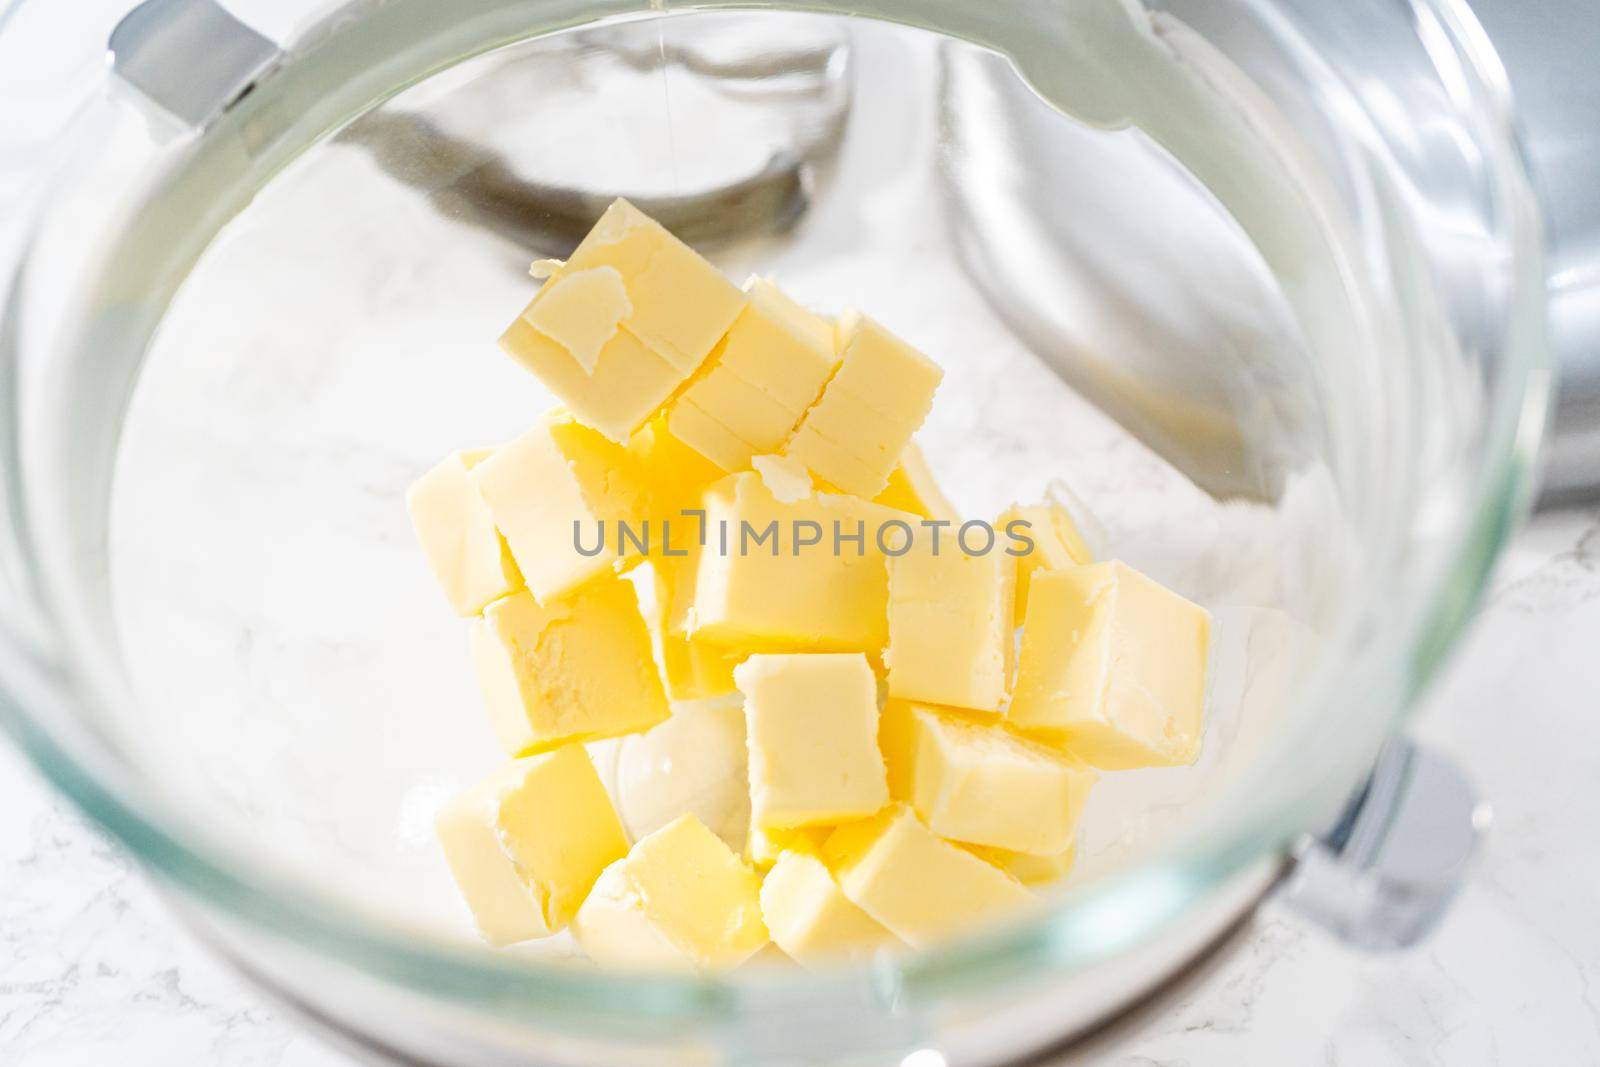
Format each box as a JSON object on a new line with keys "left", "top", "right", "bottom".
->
{"left": 7, "top": 0, "right": 1505, "bottom": 951}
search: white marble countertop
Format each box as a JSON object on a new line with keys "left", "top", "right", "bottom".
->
{"left": 3, "top": 505, "right": 1597, "bottom": 1066}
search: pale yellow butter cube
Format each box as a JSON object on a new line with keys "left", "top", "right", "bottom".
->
{"left": 879, "top": 701, "right": 1095, "bottom": 855}
{"left": 571, "top": 858, "right": 696, "bottom": 969}
{"left": 573, "top": 814, "right": 768, "bottom": 970}
{"left": 965, "top": 841, "right": 1078, "bottom": 887}
{"left": 669, "top": 278, "right": 839, "bottom": 470}
{"left": 884, "top": 532, "right": 1016, "bottom": 712}
{"left": 784, "top": 312, "right": 943, "bottom": 497}
{"left": 470, "top": 413, "right": 646, "bottom": 601}
{"left": 760, "top": 849, "right": 896, "bottom": 966}
{"left": 674, "top": 371, "right": 797, "bottom": 459}
{"left": 749, "top": 453, "right": 813, "bottom": 503}
{"left": 719, "top": 279, "right": 839, "bottom": 411}
{"left": 650, "top": 557, "right": 742, "bottom": 702}
{"left": 406, "top": 450, "right": 522, "bottom": 616}
{"left": 1009, "top": 562, "right": 1209, "bottom": 768}
{"left": 435, "top": 747, "right": 628, "bottom": 945}
{"left": 736, "top": 653, "right": 889, "bottom": 829}
{"left": 626, "top": 417, "right": 724, "bottom": 569}
{"left": 874, "top": 441, "right": 959, "bottom": 521}
{"left": 821, "top": 311, "right": 945, "bottom": 401}
{"left": 520, "top": 265, "right": 632, "bottom": 374}
{"left": 796, "top": 388, "right": 927, "bottom": 461}
{"left": 499, "top": 315, "right": 683, "bottom": 444}
{"left": 561, "top": 198, "right": 747, "bottom": 373}
{"left": 687, "top": 471, "right": 913, "bottom": 651}
{"left": 471, "top": 577, "right": 669, "bottom": 756}
{"left": 625, "top": 418, "right": 716, "bottom": 512}
{"left": 998, "top": 502, "right": 1093, "bottom": 625}
{"left": 622, "top": 429, "right": 721, "bottom": 703}
{"left": 662, "top": 400, "right": 758, "bottom": 473}
{"left": 747, "top": 824, "right": 828, "bottom": 869}
{"left": 656, "top": 624, "right": 743, "bottom": 703}
{"left": 823, "top": 805, "right": 1031, "bottom": 948}
{"left": 779, "top": 429, "right": 887, "bottom": 499}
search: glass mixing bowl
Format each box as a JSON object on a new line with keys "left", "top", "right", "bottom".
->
{"left": 0, "top": 0, "right": 1550, "bottom": 1063}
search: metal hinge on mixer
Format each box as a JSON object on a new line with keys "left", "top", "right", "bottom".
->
{"left": 108, "top": 0, "right": 282, "bottom": 130}
{"left": 1279, "top": 739, "right": 1489, "bottom": 951}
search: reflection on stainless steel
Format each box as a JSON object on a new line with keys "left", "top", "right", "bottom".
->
{"left": 339, "top": 110, "right": 812, "bottom": 255}
{"left": 941, "top": 1, "right": 1600, "bottom": 505}
{"left": 336, "top": 15, "right": 852, "bottom": 255}
{"left": 1467, "top": 0, "right": 1600, "bottom": 503}
{"left": 1281, "top": 740, "right": 1486, "bottom": 951}
{"left": 939, "top": 47, "right": 1321, "bottom": 503}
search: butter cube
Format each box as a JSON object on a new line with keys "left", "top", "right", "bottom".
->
{"left": 502, "top": 198, "right": 743, "bottom": 442}
{"left": 570, "top": 858, "right": 696, "bottom": 969}
{"left": 999, "top": 502, "right": 1093, "bottom": 625}
{"left": 406, "top": 450, "right": 523, "bottom": 616}
{"left": 669, "top": 278, "right": 838, "bottom": 470}
{"left": 573, "top": 814, "right": 768, "bottom": 970}
{"left": 562, "top": 198, "right": 747, "bottom": 373}
{"left": 966, "top": 841, "right": 1078, "bottom": 887}
{"left": 879, "top": 701, "right": 1096, "bottom": 855}
{"left": 749, "top": 453, "right": 813, "bottom": 503}
{"left": 823, "top": 805, "right": 1031, "bottom": 947}
{"left": 500, "top": 315, "right": 684, "bottom": 444}
{"left": 611, "top": 451, "right": 723, "bottom": 706}
{"left": 760, "top": 849, "right": 895, "bottom": 966}
{"left": 718, "top": 280, "right": 839, "bottom": 412}
{"left": 674, "top": 372, "right": 796, "bottom": 459}
{"left": 783, "top": 312, "right": 943, "bottom": 497}
{"left": 626, "top": 418, "right": 724, "bottom": 581}
{"left": 470, "top": 413, "right": 648, "bottom": 601}
{"left": 660, "top": 400, "right": 758, "bottom": 473}
{"left": 736, "top": 653, "right": 889, "bottom": 829}
{"left": 657, "top": 624, "right": 743, "bottom": 703}
{"left": 779, "top": 428, "right": 888, "bottom": 500}
{"left": 627, "top": 417, "right": 724, "bottom": 524}
{"left": 874, "top": 441, "right": 959, "bottom": 521}
{"left": 471, "top": 578, "right": 669, "bottom": 756}
{"left": 747, "top": 824, "right": 828, "bottom": 869}
{"left": 1009, "top": 562, "right": 1209, "bottom": 768}
{"left": 650, "top": 557, "right": 742, "bottom": 702}
{"left": 687, "top": 471, "right": 913, "bottom": 651}
{"left": 435, "top": 747, "right": 628, "bottom": 945}
{"left": 520, "top": 265, "right": 632, "bottom": 374}
{"left": 884, "top": 532, "right": 1016, "bottom": 712}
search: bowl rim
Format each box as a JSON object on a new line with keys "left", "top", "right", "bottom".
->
{"left": 0, "top": 0, "right": 1553, "bottom": 1039}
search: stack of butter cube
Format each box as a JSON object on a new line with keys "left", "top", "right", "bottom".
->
{"left": 409, "top": 200, "right": 1211, "bottom": 970}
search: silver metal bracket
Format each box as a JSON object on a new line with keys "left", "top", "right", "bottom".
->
{"left": 108, "top": 0, "right": 282, "bottom": 131}
{"left": 1279, "top": 739, "right": 1489, "bottom": 950}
